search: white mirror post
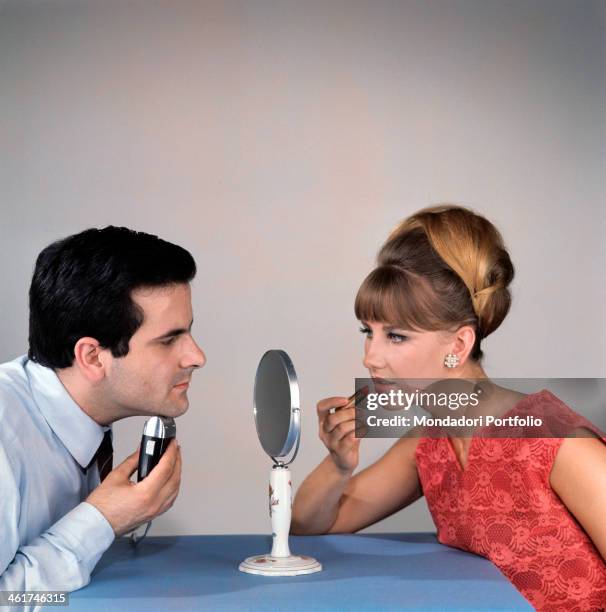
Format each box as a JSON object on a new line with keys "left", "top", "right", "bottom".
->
{"left": 239, "top": 350, "right": 322, "bottom": 577}
{"left": 270, "top": 465, "right": 292, "bottom": 558}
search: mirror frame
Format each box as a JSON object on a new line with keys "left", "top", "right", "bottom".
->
{"left": 253, "top": 349, "right": 301, "bottom": 464}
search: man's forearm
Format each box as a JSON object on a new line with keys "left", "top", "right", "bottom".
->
{"left": 0, "top": 503, "right": 115, "bottom": 593}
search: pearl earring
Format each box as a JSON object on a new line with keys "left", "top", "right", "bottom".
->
{"left": 444, "top": 353, "right": 460, "bottom": 368}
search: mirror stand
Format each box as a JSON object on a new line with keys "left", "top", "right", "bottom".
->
{"left": 239, "top": 463, "right": 322, "bottom": 576}
{"left": 239, "top": 349, "right": 321, "bottom": 576}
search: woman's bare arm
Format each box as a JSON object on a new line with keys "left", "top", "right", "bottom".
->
{"left": 328, "top": 434, "right": 423, "bottom": 533}
{"left": 549, "top": 428, "right": 606, "bottom": 561}
{"left": 292, "top": 434, "right": 422, "bottom": 535}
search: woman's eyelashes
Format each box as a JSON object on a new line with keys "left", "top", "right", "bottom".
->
{"left": 358, "top": 325, "right": 407, "bottom": 344}
{"left": 359, "top": 325, "right": 371, "bottom": 337}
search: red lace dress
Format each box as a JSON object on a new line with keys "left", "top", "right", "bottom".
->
{"left": 415, "top": 389, "right": 606, "bottom": 611}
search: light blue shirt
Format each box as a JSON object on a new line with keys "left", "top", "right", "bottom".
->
{"left": 0, "top": 356, "right": 115, "bottom": 595}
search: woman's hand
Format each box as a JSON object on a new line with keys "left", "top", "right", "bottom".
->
{"left": 317, "top": 396, "right": 361, "bottom": 475}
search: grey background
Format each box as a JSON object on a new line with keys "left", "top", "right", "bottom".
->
{"left": 1, "top": 0, "right": 604, "bottom": 535}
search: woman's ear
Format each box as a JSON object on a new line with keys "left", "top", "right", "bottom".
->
{"left": 449, "top": 324, "right": 477, "bottom": 366}
{"left": 72, "top": 337, "right": 107, "bottom": 383}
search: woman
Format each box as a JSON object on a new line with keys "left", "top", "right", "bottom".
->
{"left": 291, "top": 205, "right": 606, "bottom": 610}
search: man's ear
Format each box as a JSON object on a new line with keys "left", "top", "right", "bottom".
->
{"left": 73, "top": 337, "right": 108, "bottom": 383}
{"left": 449, "top": 324, "right": 477, "bottom": 366}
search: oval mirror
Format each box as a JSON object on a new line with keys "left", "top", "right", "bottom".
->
{"left": 253, "top": 349, "right": 300, "bottom": 464}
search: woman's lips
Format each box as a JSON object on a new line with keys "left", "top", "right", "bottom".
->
{"left": 371, "top": 378, "right": 397, "bottom": 394}
{"left": 373, "top": 377, "right": 396, "bottom": 384}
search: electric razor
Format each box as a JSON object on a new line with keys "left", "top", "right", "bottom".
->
{"left": 137, "top": 416, "right": 176, "bottom": 481}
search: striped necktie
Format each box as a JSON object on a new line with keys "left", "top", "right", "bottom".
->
{"left": 87, "top": 430, "right": 113, "bottom": 482}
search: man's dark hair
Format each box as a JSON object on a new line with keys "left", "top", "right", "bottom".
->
{"left": 28, "top": 226, "right": 196, "bottom": 369}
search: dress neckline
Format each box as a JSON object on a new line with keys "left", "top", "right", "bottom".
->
{"left": 444, "top": 388, "right": 551, "bottom": 472}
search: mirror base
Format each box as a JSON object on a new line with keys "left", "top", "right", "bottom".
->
{"left": 239, "top": 553, "right": 322, "bottom": 576}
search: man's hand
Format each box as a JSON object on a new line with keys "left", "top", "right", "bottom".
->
{"left": 86, "top": 439, "right": 182, "bottom": 536}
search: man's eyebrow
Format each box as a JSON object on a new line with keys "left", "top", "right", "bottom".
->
{"left": 152, "top": 319, "right": 194, "bottom": 341}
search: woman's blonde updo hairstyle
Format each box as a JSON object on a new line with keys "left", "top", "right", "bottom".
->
{"left": 354, "top": 205, "right": 514, "bottom": 361}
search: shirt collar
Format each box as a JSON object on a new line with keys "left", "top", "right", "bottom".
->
{"left": 25, "top": 358, "right": 109, "bottom": 469}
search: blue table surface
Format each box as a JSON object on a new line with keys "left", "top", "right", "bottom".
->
{"left": 70, "top": 532, "right": 532, "bottom": 611}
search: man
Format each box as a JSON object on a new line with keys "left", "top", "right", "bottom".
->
{"left": 0, "top": 226, "right": 206, "bottom": 592}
